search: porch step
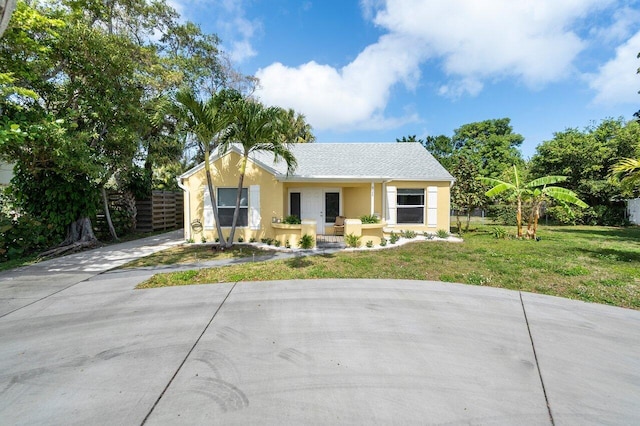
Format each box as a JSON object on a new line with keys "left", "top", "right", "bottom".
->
{"left": 316, "top": 241, "right": 346, "bottom": 249}
{"left": 316, "top": 235, "right": 346, "bottom": 250}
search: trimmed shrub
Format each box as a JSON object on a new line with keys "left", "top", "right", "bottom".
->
{"left": 298, "top": 234, "right": 314, "bottom": 249}
{"left": 345, "top": 233, "right": 362, "bottom": 248}
{"left": 436, "top": 229, "right": 449, "bottom": 239}
{"left": 283, "top": 215, "right": 301, "bottom": 224}
{"left": 359, "top": 214, "right": 380, "bottom": 224}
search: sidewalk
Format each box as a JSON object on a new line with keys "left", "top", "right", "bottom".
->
{"left": 0, "top": 229, "right": 184, "bottom": 317}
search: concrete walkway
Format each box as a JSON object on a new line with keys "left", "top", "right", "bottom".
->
{"left": 0, "top": 235, "right": 639, "bottom": 425}
{"left": 0, "top": 230, "right": 184, "bottom": 317}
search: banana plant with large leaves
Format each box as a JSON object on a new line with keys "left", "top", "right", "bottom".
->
{"left": 481, "top": 166, "right": 587, "bottom": 239}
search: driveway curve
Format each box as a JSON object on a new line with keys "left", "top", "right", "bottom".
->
{"left": 0, "top": 271, "right": 640, "bottom": 425}
{"left": 0, "top": 237, "right": 638, "bottom": 425}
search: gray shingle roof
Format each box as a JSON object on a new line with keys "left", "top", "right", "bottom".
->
{"left": 250, "top": 142, "right": 453, "bottom": 181}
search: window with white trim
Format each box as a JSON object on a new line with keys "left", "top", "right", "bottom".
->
{"left": 397, "top": 188, "right": 424, "bottom": 224}
{"left": 217, "top": 188, "right": 248, "bottom": 227}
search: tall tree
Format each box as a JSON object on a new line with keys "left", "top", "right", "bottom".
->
{"left": 221, "top": 99, "right": 300, "bottom": 247}
{"left": 530, "top": 118, "right": 640, "bottom": 224}
{"left": 397, "top": 134, "right": 457, "bottom": 170}
{"left": 396, "top": 135, "right": 424, "bottom": 144}
{"left": 423, "top": 135, "right": 456, "bottom": 171}
{"left": 0, "top": 1, "right": 145, "bottom": 248}
{"left": 452, "top": 118, "right": 524, "bottom": 178}
{"left": 281, "top": 108, "right": 315, "bottom": 143}
{"left": 450, "top": 156, "right": 485, "bottom": 232}
{"left": 398, "top": 118, "right": 524, "bottom": 177}
{"left": 1, "top": 0, "right": 252, "bottom": 252}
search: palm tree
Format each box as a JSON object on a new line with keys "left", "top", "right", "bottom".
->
{"left": 166, "top": 89, "right": 236, "bottom": 243}
{"left": 481, "top": 166, "right": 587, "bottom": 239}
{"left": 221, "top": 99, "right": 299, "bottom": 247}
{"left": 281, "top": 108, "right": 316, "bottom": 143}
{"left": 610, "top": 157, "right": 640, "bottom": 191}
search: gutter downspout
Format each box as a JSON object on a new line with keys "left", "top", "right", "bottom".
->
{"left": 370, "top": 182, "right": 375, "bottom": 215}
{"left": 177, "top": 177, "right": 190, "bottom": 241}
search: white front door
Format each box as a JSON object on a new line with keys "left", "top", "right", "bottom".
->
{"left": 301, "top": 188, "right": 324, "bottom": 234}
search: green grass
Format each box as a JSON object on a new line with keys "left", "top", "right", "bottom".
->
{"left": 136, "top": 225, "right": 640, "bottom": 310}
{"left": 120, "top": 244, "right": 274, "bottom": 268}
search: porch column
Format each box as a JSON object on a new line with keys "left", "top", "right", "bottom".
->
{"left": 370, "top": 182, "right": 375, "bottom": 215}
{"left": 382, "top": 181, "right": 386, "bottom": 221}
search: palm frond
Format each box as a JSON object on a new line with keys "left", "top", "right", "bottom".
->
{"left": 610, "top": 157, "right": 640, "bottom": 189}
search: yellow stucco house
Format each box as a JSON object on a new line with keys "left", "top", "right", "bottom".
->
{"left": 178, "top": 143, "right": 454, "bottom": 246}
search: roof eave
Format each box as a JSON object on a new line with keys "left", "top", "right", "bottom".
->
{"left": 278, "top": 175, "right": 455, "bottom": 183}
{"left": 277, "top": 176, "right": 391, "bottom": 183}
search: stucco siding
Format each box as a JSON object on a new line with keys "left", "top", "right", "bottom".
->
{"left": 180, "top": 146, "right": 453, "bottom": 241}
{"left": 183, "top": 151, "right": 284, "bottom": 242}
{"left": 386, "top": 180, "right": 451, "bottom": 232}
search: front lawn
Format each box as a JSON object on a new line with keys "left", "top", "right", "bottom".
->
{"left": 136, "top": 226, "right": 640, "bottom": 310}
{"left": 120, "top": 244, "right": 274, "bottom": 268}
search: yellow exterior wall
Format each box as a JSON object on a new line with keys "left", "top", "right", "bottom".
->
{"left": 342, "top": 183, "right": 383, "bottom": 218}
{"left": 184, "top": 151, "right": 284, "bottom": 242}
{"left": 437, "top": 182, "right": 452, "bottom": 232}
{"left": 386, "top": 181, "right": 451, "bottom": 233}
{"left": 181, "top": 151, "right": 451, "bottom": 242}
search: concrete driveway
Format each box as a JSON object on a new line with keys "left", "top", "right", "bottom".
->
{"left": 0, "top": 235, "right": 639, "bottom": 425}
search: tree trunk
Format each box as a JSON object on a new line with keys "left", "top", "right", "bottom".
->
{"left": 531, "top": 203, "right": 541, "bottom": 240}
{"left": 516, "top": 196, "right": 523, "bottom": 238}
{"left": 101, "top": 186, "right": 118, "bottom": 241}
{"left": 0, "top": 0, "right": 17, "bottom": 38}
{"left": 65, "top": 217, "right": 97, "bottom": 243}
{"left": 465, "top": 205, "right": 472, "bottom": 231}
{"left": 204, "top": 150, "right": 225, "bottom": 248}
{"left": 40, "top": 217, "right": 99, "bottom": 257}
{"left": 226, "top": 153, "right": 248, "bottom": 248}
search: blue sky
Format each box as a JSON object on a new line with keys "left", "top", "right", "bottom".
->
{"left": 173, "top": 0, "right": 640, "bottom": 158}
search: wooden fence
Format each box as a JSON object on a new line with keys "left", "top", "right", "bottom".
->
{"left": 136, "top": 190, "right": 183, "bottom": 232}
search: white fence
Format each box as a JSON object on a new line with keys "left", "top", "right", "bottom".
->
{"left": 627, "top": 198, "right": 640, "bottom": 225}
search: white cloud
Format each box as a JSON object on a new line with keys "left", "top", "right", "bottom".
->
{"left": 256, "top": 33, "right": 424, "bottom": 130}
{"left": 372, "top": 0, "right": 613, "bottom": 87}
{"left": 256, "top": 0, "right": 625, "bottom": 132}
{"left": 438, "top": 78, "right": 484, "bottom": 99}
{"left": 590, "top": 6, "right": 640, "bottom": 43}
{"left": 589, "top": 30, "right": 640, "bottom": 106}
